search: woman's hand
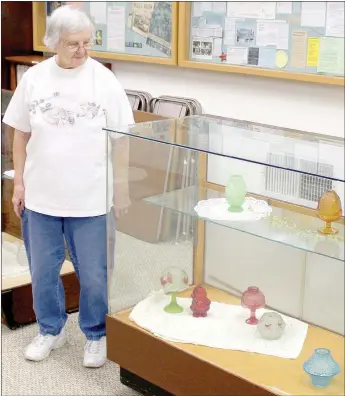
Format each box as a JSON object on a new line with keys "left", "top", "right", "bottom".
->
{"left": 12, "top": 182, "right": 25, "bottom": 218}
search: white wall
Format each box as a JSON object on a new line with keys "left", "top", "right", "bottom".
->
{"left": 111, "top": 60, "right": 345, "bottom": 138}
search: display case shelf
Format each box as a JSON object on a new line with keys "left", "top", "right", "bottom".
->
{"left": 144, "top": 186, "right": 344, "bottom": 261}
{"left": 108, "top": 285, "right": 345, "bottom": 396}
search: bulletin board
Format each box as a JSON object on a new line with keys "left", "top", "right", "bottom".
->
{"left": 178, "top": 2, "right": 344, "bottom": 85}
{"left": 33, "top": 1, "right": 178, "bottom": 66}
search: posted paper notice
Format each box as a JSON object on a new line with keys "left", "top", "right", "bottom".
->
{"left": 256, "top": 21, "right": 289, "bottom": 49}
{"left": 307, "top": 37, "right": 320, "bottom": 67}
{"left": 277, "top": 2, "right": 292, "bottom": 14}
{"left": 227, "top": 47, "right": 248, "bottom": 65}
{"left": 301, "top": 2, "right": 326, "bottom": 27}
{"left": 90, "top": 2, "right": 107, "bottom": 24}
{"left": 213, "top": 2, "right": 226, "bottom": 13}
{"left": 326, "top": 2, "right": 345, "bottom": 38}
{"left": 318, "top": 37, "right": 344, "bottom": 75}
{"left": 107, "top": 6, "right": 125, "bottom": 51}
{"left": 227, "top": 2, "right": 276, "bottom": 20}
{"left": 224, "top": 18, "right": 238, "bottom": 46}
{"left": 291, "top": 30, "right": 308, "bottom": 68}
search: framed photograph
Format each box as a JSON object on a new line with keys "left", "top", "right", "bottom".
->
{"left": 95, "top": 30, "right": 103, "bottom": 46}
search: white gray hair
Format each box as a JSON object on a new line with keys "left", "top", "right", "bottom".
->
{"left": 43, "top": 5, "right": 95, "bottom": 49}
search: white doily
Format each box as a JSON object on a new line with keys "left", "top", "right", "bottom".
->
{"left": 194, "top": 197, "right": 272, "bottom": 222}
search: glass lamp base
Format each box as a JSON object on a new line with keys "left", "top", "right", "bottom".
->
{"left": 246, "top": 316, "right": 259, "bottom": 325}
{"left": 164, "top": 292, "right": 183, "bottom": 314}
{"left": 228, "top": 206, "right": 243, "bottom": 213}
{"left": 318, "top": 224, "right": 339, "bottom": 235}
{"left": 310, "top": 374, "right": 332, "bottom": 388}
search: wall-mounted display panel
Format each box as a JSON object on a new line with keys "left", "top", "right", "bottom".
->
{"left": 178, "top": 2, "right": 344, "bottom": 85}
{"left": 33, "top": 1, "right": 178, "bottom": 66}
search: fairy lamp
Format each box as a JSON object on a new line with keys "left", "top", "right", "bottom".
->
{"left": 160, "top": 267, "right": 189, "bottom": 314}
{"left": 241, "top": 286, "right": 266, "bottom": 325}
{"left": 317, "top": 190, "right": 342, "bottom": 235}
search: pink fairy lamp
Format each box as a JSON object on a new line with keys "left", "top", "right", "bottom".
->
{"left": 241, "top": 286, "right": 266, "bottom": 325}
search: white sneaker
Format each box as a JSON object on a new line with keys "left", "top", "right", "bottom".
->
{"left": 24, "top": 328, "right": 66, "bottom": 361}
{"left": 83, "top": 336, "right": 107, "bottom": 368}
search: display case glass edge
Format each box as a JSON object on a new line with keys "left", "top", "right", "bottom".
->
{"left": 32, "top": 1, "right": 179, "bottom": 66}
{"left": 178, "top": 3, "right": 344, "bottom": 86}
{"left": 193, "top": 153, "right": 207, "bottom": 285}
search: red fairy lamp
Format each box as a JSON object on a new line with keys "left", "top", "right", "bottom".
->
{"left": 160, "top": 267, "right": 189, "bottom": 314}
{"left": 219, "top": 51, "right": 227, "bottom": 62}
{"left": 241, "top": 286, "right": 266, "bottom": 325}
{"left": 190, "top": 285, "right": 211, "bottom": 317}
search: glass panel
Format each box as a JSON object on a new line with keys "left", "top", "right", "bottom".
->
{"left": 145, "top": 185, "right": 344, "bottom": 261}
{"left": 107, "top": 130, "right": 344, "bottom": 319}
{"left": 104, "top": 115, "right": 345, "bottom": 182}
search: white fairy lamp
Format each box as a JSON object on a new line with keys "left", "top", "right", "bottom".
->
{"left": 160, "top": 267, "right": 189, "bottom": 313}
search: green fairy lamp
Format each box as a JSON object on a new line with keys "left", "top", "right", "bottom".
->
{"left": 160, "top": 267, "right": 189, "bottom": 313}
{"left": 225, "top": 174, "right": 247, "bottom": 212}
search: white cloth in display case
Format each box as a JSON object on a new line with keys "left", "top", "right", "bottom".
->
{"left": 194, "top": 197, "right": 272, "bottom": 221}
{"left": 129, "top": 290, "right": 309, "bottom": 359}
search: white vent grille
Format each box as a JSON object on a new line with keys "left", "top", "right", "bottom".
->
{"left": 265, "top": 153, "right": 333, "bottom": 202}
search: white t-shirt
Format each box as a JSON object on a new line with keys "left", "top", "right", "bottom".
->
{"left": 3, "top": 56, "right": 134, "bottom": 217}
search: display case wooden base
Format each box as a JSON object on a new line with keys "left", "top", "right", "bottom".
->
{"left": 106, "top": 286, "right": 344, "bottom": 396}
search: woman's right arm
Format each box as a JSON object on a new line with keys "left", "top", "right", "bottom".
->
{"left": 12, "top": 129, "right": 31, "bottom": 217}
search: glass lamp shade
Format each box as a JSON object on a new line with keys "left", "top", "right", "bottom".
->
{"left": 303, "top": 348, "right": 341, "bottom": 388}
{"left": 225, "top": 175, "right": 247, "bottom": 213}
{"left": 317, "top": 190, "right": 342, "bottom": 235}
{"left": 160, "top": 267, "right": 189, "bottom": 314}
{"left": 257, "top": 312, "right": 286, "bottom": 340}
{"left": 241, "top": 286, "right": 266, "bottom": 325}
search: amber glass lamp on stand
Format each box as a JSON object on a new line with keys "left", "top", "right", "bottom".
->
{"left": 317, "top": 190, "right": 342, "bottom": 235}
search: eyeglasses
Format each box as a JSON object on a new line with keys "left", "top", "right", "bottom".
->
{"left": 63, "top": 39, "right": 94, "bottom": 52}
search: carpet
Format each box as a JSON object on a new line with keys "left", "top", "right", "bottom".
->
{"left": 1, "top": 312, "right": 139, "bottom": 396}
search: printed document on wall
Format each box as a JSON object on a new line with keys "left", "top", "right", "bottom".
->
{"left": 90, "top": 2, "right": 107, "bottom": 24}
{"left": 276, "top": 2, "right": 292, "bottom": 14}
{"left": 325, "top": 2, "right": 345, "bottom": 38}
{"left": 291, "top": 30, "right": 308, "bottom": 68}
{"left": 227, "top": 2, "right": 276, "bottom": 20}
{"left": 224, "top": 18, "right": 237, "bottom": 45}
{"left": 227, "top": 47, "right": 248, "bottom": 65}
{"left": 213, "top": 2, "right": 226, "bottom": 13}
{"left": 301, "top": 2, "right": 326, "bottom": 27}
{"left": 107, "top": 6, "right": 125, "bottom": 52}
{"left": 212, "top": 38, "right": 222, "bottom": 56}
{"left": 307, "top": 37, "right": 320, "bottom": 67}
{"left": 318, "top": 37, "right": 344, "bottom": 75}
{"left": 256, "top": 21, "right": 288, "bottom": 49}
{"left": 193, "top": 2, "right": 203, "bottom": 17}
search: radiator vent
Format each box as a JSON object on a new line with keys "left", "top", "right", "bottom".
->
{"left": 265, "top": 153, "right": 333, "bottom": 202}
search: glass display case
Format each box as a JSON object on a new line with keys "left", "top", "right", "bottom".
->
{"left": 105, "top": 115, "right": 344, "bottom": 396}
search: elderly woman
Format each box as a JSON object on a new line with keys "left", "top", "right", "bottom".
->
{"left": 3, "top": 5, "right": 133, "bottom": 368}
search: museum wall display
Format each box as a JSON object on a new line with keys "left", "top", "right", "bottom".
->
{"left": 178, "top": 2, "right": 344, "bottom": 85}
{"left": 32, "top": 1, "right": 178, "bottom": 66}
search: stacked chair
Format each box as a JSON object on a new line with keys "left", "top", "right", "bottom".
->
{"left": 150, "top": 95, "right": 202, "bottom": 117}
{"left": 119, "top": 91, "right": 203, "bottom": 244}
{"left": 125, "top": 89, "right": 152, "bottom": 112}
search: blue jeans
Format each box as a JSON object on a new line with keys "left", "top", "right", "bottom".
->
{"left": 21, "top": 208, "right": 111, "bottom": 340}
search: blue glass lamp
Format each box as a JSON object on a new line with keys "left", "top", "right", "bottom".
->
{"left": 303, "top": 348, "right": 340, "bottom": 388}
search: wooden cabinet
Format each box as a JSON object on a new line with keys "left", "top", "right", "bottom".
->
{"left": 1, "top": 1, "right": 34, "bottom": 90}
